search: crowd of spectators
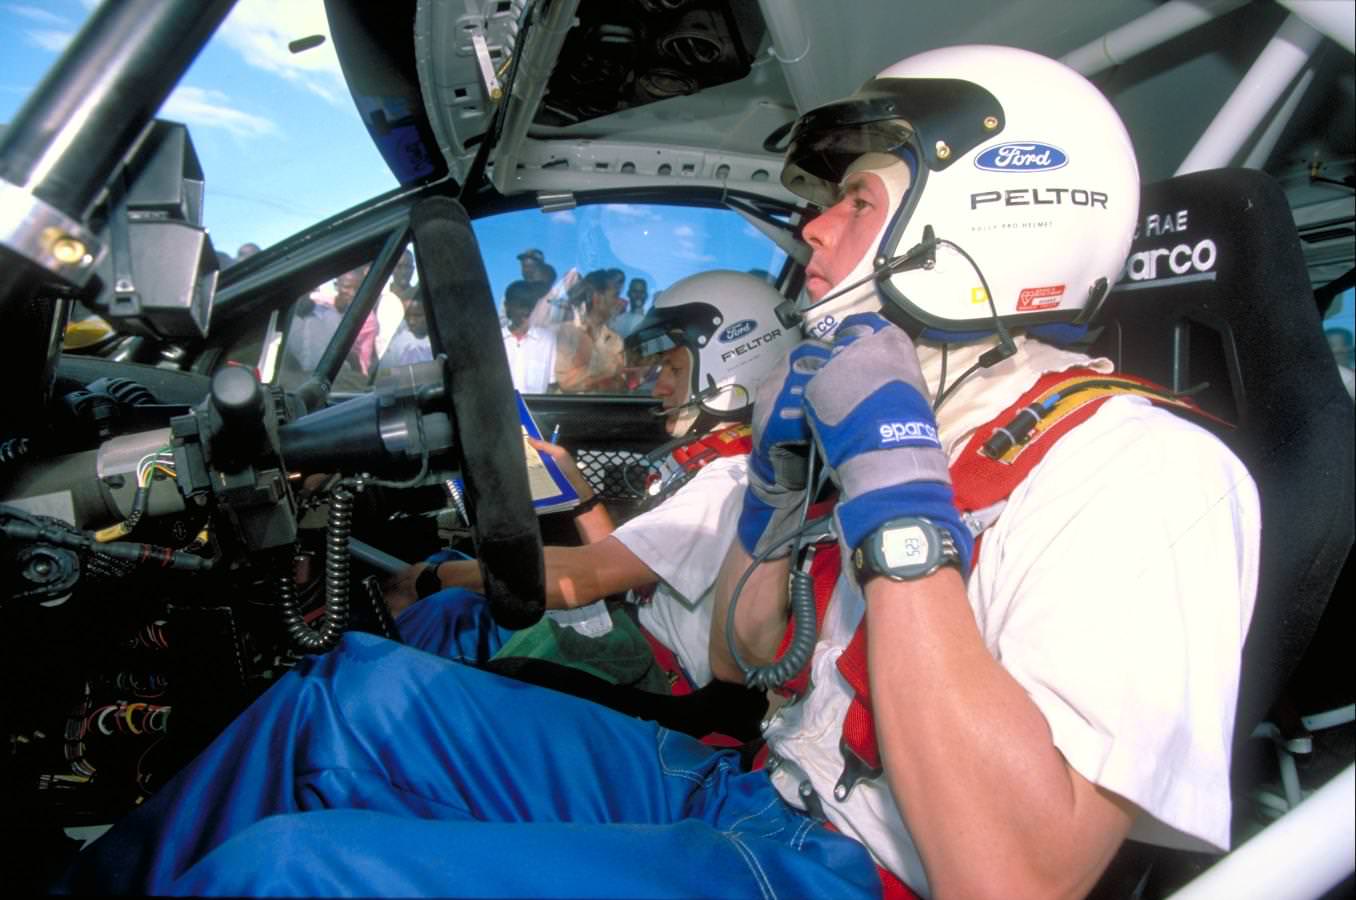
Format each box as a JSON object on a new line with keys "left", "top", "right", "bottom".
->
{"left": 277, "top": 242, "right": 723, "bottom": 398}
{"left": 501, "top": 249, "right": 661, "bottom": 395}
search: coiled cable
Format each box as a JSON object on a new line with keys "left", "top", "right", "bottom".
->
{"left": 280, "top": 481, "right": 354, "bottom": 652}
{"left": 0, "top": 436, "right": 31, "bottom": 465}
{"left": 724, "top": 442, "right": 833, "bottom": 690}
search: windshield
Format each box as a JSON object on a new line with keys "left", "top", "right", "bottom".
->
{"left": 272, "top": 201, "right": 790, "bottom": 395}
{"left": 1, "top": 0, "right": 396, "bottom": 265}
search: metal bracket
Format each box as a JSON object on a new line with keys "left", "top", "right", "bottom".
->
{"left": 0, "top": 177, "right": 104, "bottom": 287}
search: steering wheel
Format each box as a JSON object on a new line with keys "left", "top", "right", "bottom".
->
{"left": 409, "top": 197, "right": 546, "bottom": 630}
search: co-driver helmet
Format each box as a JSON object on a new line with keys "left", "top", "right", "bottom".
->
{"left": 781, "top": 45, "right": 1140, "bottom": 341}
{"left": 624, "top": 270, "right": 796, "bottom": 434}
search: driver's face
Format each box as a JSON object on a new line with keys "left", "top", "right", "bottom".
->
{"left": 800, "top": 169, "right": 892, "bottom": 301}
{"left": 651, "top": 347, "right": 692, "bottom": 410}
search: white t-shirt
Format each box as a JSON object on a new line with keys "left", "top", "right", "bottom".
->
{"left": 762, "top": 336, "right": 1260, "bottom": 895}
{"left": 378, "top": 322, "right": 432, "bottom": 369}
{"left": 502, "top": 326, "right": 558, "bottom": 394}
{"left": 611, "top": 455, "right": 747, "bottom": 688}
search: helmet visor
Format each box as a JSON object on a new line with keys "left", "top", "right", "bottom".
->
{"left": 782, "top": 78, "right": 1005, "bottom": 206}
{"left": 623, "top": 300, "right": 723, "bottom": 364}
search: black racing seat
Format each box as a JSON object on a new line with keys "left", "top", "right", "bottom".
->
{"left": 1086, "top": 167, "right": 1354, "bottom": 896}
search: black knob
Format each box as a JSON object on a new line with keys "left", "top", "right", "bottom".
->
{"left": 212, "top": 365, "right": 263, "bottom": 425}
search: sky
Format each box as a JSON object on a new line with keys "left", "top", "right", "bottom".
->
{"left": 1, "top": 0, "right": 396, "bottom": 258}
{"left": 0, "top": 0, "right": 783, "bottom": 305}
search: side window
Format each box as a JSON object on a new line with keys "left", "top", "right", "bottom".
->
{"left": 274, "top": 245, "right": 425, "bottom": 391}
{"left": 1324, "top": 287, "right": 1354, "bottom": 399}
{"left": 474, "top": 202, "right": 788, "bottom": 396}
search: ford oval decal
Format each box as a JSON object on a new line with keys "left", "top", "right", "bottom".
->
{"left": 974, "top": 142, "right": 1068, "bottom": 172}
{"left": 720, "top": 319, "right": 757, "bottom": 342}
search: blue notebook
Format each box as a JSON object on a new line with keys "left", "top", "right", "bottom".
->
{"left": 514, "top": 392, "right": 581, "bottom": 514}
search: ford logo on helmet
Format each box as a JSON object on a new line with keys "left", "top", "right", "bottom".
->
{"left": 974, "top": 142, "right": 1068, "bottom": 172}
{"left": 719, "top": 319, "right": 758, "bottom": 343}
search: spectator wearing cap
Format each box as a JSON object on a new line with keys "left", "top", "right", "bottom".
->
{"left": 517, "top": 248, "right": 551, "bottom": 284}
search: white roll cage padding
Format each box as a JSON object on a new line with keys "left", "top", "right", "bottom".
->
{"left": 1168, "top": 760, "right": 1355, "bottom": 899}
{"left": 1059, "top": 0, "right": 1355, "bottom": 175}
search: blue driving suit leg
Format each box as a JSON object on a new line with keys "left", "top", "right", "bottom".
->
{"left": 56, "top": 633, "right": 880, "bottom": 898}
{"left": 393, "top": 549, "right": 511, "bottom": 663}
{"left": 395, "top": 587, "right": 510, "bottom": 663}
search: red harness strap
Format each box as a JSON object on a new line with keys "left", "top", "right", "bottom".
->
{"left": 671, "top": 425, "right": 753, "bottom": 469}
{"left": 643, "top": 424, "right": 753, "bottom": 498}
{"left": 807, "top": 369, "right": 1226, "bottom": 791}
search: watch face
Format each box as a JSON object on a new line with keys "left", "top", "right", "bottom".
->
{"left": 880, "top": 523, "right": 935, "bottom": 569}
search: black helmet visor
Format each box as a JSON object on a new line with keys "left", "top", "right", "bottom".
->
{"left": 623, "top": 300, "right": 723, "bottom": 368}
{"left": 782, "top": 77, "right": 1005, "bottom": 207}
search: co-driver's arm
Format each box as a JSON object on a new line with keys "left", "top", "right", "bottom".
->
{"left": 433, "top": 539, "right": 654, "bottom": 610}
{"left": 526, "top": 437, "right": 615, "bottom": 542}
{"left": 384, "top": 435, "right": 625, "bottom": 615}
{"left": 413, "top": 435, "right": 643, "bottom": 609}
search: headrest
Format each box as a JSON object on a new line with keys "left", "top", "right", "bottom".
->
{"left": 1099, "top": 167, "right": 1342, "bottom": 441}
{"left": 1095, "top": 168, "right": 1355, "bottom": 749}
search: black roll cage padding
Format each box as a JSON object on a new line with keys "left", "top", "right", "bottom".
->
{"left": 780, "top": 77, "right": 1004, "bottom": 207}
{"left": 289, "top": 226, "right": 411, "bottom": 411}
{"left": 409, "top": 196, "right": 545, "bottom": 630}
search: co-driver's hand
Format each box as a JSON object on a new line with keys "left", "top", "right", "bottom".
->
{"left": 526, "top": 437, "right": 594, "bottom": 502}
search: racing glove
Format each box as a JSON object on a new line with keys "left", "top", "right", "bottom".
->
{"left": 804, "top": 313, "right": 974, "bottom": 573}
{"left": 736, "top": 341, "right": 832, "bottom": 557}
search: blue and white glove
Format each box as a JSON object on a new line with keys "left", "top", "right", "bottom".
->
{"left": 736, "top": 341, "right": 832, "bottom": 557}
{"left": 804, "top": 313, "right": 974, "bottom": 573}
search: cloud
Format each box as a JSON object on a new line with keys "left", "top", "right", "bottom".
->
{"left": 24, "top": 28, "right": 73, "bottom": 52}
{"left": 6, "top": 4, "right": 70, "bottom": 26}
{"left": 547, "top": 210, "right": 577, "bottom": 225}
{"left": 673, "top": 224, "right": 695, "bottom": 238}
{"left": 607, "top": 203, "right": 661, "bottom": 220}
{"left": 675, "top": 247, "right": 717, "bottom": 263}
{"left": 163, "top": 86, "right": 280, "bottom": 140}
{"left": 218, "top": 0, "right": 350, "bottom": 107}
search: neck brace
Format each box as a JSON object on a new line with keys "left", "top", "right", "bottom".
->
{"left": 800, "top": 153, "right": 914, "bottom": 340}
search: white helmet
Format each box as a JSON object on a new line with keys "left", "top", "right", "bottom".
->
{"left": 782, "top": 45, "right": 1139, "bottom": 339}
{"left": 624, "top": 270, "right": 797, "bottom": 428}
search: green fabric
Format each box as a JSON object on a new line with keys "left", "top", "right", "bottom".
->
{"left": 490, "top": 603, "right": 670, "bottom": 694}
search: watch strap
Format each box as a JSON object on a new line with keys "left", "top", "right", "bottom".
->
{"left": 415, "top": 564, "right": 443, "bottom": 599}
